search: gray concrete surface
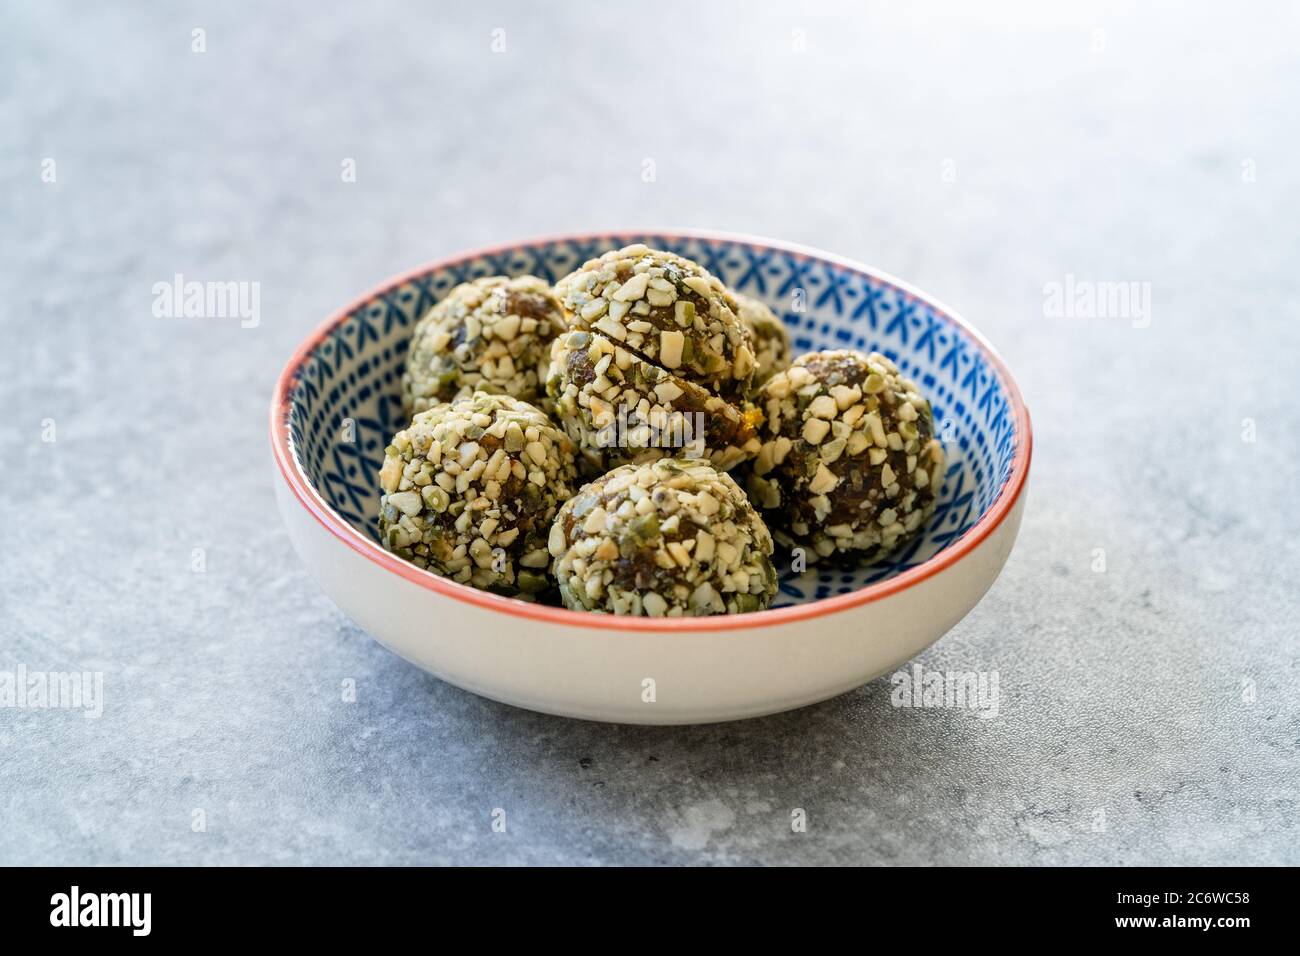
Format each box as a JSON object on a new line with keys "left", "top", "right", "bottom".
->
{"left": 2, "top": 1, "right": 1296, "bottom": 865}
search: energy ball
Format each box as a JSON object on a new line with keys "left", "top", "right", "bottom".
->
{"left": 548, "top": 458, "right": 778, "bottom": 617}
{"left": 402, "top": 275, "right": 565, "bottom": 417}
{"left": 378, "top": 391, "right": 577, "bottom": 597}
{"left": 746, "top": 350, "right": 946, "bottom": 563}
{"left": 547, "top": 329, "right": 762, "bottom": 474}
{"left": 547, "top": 245, "right": 761, "bottom": 473}
{"left": 733, "top": 292, "right": 791, "bottom": 386}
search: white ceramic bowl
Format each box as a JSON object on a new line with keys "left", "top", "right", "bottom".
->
{"left": 271, "top": 231, "right": 1031, "bottom": 724}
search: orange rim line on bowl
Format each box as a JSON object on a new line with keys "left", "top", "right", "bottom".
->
{"left": 270, "top": 230, "right": 1033, "bottom": 632}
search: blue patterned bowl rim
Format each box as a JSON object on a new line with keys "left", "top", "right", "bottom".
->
{"left": 271, "top": 230, "right": 1032, "bottom": 632}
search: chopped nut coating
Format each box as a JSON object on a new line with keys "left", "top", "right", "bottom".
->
{"left": 746, "top": 350, "right": 945, "bottom": 563}
{"left": 378, "top": 391, "right": 577, "bottom": 597}
{"left": 402, "top": 276, "right": 565, "bottom": 417}
{"left": 549, "top": 458, "right": 776, "bottom": 616}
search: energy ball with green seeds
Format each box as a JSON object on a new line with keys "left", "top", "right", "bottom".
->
{"left": 548, "top": 245, "right": 761, "bottom": 472}
{"left": 733, "top": 292, "right": 791, "bottom": 386}
{"left": 548, "top": 458, "right": 777, "bottom": 617}
{"left": 402, "top": 275, "right": 565, "bottom": 417}
{"left": 378, "top": 391, "right": 577, "bottom": 597}
{"left": 547, "top": 329, "right": 763, "bottom": 474}
{"left": 746, "top": 350, "right": 946, "bottom": 563}
{"left": 554, "top": 245, "right": 756, "bottom": 400}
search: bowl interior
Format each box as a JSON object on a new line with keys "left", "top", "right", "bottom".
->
{"left": 284, "top": 234, "right": 1020, "bottom": 608}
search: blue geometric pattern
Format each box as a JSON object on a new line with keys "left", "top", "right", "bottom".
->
{"left": 284, "top": 235, "right": 1021, "bottom": 608}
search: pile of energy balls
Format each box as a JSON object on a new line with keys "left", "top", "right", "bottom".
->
{"left": 377, "top": 245, "right": 946, "bottom": 617}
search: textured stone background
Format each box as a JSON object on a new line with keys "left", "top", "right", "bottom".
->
{"left": 2, "top": 1, "right": 1296, "bottom": 865}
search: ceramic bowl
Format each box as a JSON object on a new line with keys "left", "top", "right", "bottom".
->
{"left": 270, "top": 231, "right": 1031, "bottom": 724}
